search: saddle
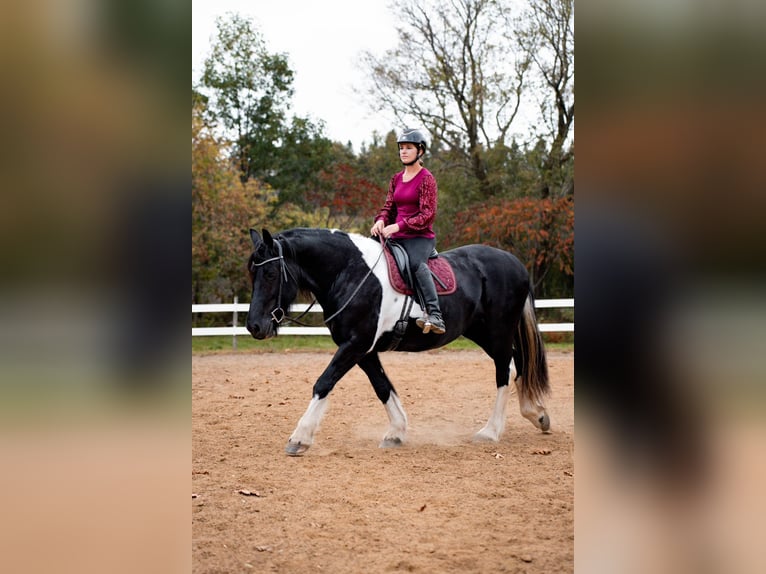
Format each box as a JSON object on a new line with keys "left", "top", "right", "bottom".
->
{"left": 383, "top": 240, "right": 457, "bottom": 296}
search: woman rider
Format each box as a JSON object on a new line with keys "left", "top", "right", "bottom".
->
{"left": 370, "top": 128, "right": 445, "bottom": 334}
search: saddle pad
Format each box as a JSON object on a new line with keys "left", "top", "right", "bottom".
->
{"left": 382, "top": 248, "right": 457, "bottom": 296}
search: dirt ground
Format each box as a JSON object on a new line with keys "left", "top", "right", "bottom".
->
{"left": 192, "top": 348, "right": 574, "bottom": 573}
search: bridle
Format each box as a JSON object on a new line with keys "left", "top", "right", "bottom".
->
{"left": 251, "top": 235, "right": 387, "bottom": 327}
{"left": 250, "top": 239, "right": 308, "bottom": 325}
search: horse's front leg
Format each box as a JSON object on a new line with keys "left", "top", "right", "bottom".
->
{"left": 286, "top": 343, "right": 365, "bottom": 456}
{"left": 474, "top": 358, "right": 514, "bottom": 442}
{"left": 357, "top": 353, "right": 408, "bottom": 447}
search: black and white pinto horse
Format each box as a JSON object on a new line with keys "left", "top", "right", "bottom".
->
{"left": 246, "top": 227, "right": 550, "bottom": 456}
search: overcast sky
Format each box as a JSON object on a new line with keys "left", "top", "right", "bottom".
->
{"left": 192, "top": 0, "right": 400, "bottom": 151}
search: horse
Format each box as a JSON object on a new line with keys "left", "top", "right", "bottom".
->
{"left": 246, "top": 227, "right": 550, "bottom": 456}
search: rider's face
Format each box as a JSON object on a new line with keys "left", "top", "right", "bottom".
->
{"left": 399, "top": 143, "right": 418, "bottom": 162}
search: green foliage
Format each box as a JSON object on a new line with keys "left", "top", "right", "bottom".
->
{"left": 357, "top": 130, "right": 402, "bottom": 189}
{"left": 200, "top": 13, "right": 293, "bottom": 181}
{"left": 269, "top": 117, "right": 346, "bottom": 207}
{"left": 199, "top": 12, "right": 337, "bottom": 203}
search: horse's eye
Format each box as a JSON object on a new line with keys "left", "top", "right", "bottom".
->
{"left": 263, "top": 266, "right": 278, "bottom": 280}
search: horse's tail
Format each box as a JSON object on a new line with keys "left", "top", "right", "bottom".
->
{"left": 513, "top": 293, "right": 550, "bottom": 404}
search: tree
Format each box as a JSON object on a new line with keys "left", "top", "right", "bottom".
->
{"left": 361, "top": 0, "right": 532, "bottom": 196}
{"left": 361, "top": 0, "right": 574, "bottom": 202}
{"left": 445, "top": 195, "right": 573, "bottom": 296}
{"left": 512, "top": 0, "right": 574, "bottom": 198}
{"left": 357, "top": 130, "right": 402, "bottom": 191}
{"left": 199, "top": 13, "right": 342, "bottom": 207}
{"left": 200, "top": 13, "right": 294, "bottom": 183}
{"left": 308, "top": 163, "right": 384, "bottom": 232}
{"left": 192, "top": 96, "right": 274, "bottom": 304}
{"left": 270, "top": 116, "right": 344, "bottom": 207}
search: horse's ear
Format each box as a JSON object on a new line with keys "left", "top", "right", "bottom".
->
{"left": 262, "top": 228, "right": 274, "bottom": 247}
{"left": 249, "top": 228, "right": 262, "bottom": 248}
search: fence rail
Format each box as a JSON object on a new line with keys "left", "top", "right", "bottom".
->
{"left": 192, "top": 298, "right": 574, "bottom": 338}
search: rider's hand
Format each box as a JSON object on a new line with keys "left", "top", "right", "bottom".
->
{"left": 382, "top": 224, "right": 400, "bottom": 239}
{"left": 370, "top": 220, "right": 385, "bottom": 236}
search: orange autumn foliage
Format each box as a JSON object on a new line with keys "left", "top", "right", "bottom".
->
{"left": 446, "top": 196, "right": 573, "bottom": 291}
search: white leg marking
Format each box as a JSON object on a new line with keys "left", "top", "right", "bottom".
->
{"left": 381, "top": 391, "right": 408, "bottom": 444}
{"left": 474, "top": 385, "right": 510, "bottom": 442}
{"left": 289, "top": 396, "right": 328, "bottom": 446}
{"left": 347, "top": 234, "right": 423, "bottom": 352}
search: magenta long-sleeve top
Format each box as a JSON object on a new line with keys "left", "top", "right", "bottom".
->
{"left": 374, "top": 168, "right": 437, "bottom": 239}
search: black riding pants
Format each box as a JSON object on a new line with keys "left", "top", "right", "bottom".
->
{"left": 397, "top": 236, "right": 441, "bottom": 314}
{"left": 397, "top": 236, "right": 435, "bottom": 272}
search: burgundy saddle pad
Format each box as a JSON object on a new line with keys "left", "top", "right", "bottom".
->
{"left": 382, "top": 247, "right": 457, "bottom": 296}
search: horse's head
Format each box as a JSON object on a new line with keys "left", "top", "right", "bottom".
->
{"left": 246, "top": 228, "right": 298, "bottom": 339}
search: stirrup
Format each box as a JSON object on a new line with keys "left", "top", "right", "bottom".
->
{"left": 416, "top": 315, "right": 445, "bottom": 335}
{"left": 428, "top": 316, "right": 446, "bottom": 335}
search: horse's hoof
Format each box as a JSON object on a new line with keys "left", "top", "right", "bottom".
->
{"left": 539, "top": 414, "right": 551, "bottom": 433}
{"left": 285, "top": 441, "right": 309, "bottom": 456}
{"left": 472, "top": 431, "right": 499, "bottom": 443}
{"left": 379, "top": 437, "right": 403, "bottom": 448}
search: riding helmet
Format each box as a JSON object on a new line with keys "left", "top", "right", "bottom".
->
{"left": 397, "top": 128, "right": 428, "bottom": 153}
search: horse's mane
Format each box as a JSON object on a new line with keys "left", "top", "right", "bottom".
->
{"left": 275, "top": 228, "right": 352, "bottom": 301}
{"left": 279, "top": 227, "right": 381, "bottom": 252}
{"left": 280, "top": 227, "right": 351, "bottom": 240}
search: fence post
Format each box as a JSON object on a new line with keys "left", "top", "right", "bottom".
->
{"left": 232, "top": 296, "right": 238, "bottom": 350}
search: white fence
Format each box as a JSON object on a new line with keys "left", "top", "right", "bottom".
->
{"left": 192, "top": 298, "right": 574, "bottom": 338}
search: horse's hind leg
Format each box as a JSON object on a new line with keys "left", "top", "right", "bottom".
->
{"left": 473, "top": 357, "right": 513, "bottom": 442}
{"left": 512, "top": 319, "right": 551, "bottom": 432}
{"left": 357, "top": 353, "right": 408, "bottom": 447}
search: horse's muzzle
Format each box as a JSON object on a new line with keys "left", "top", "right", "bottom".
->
{"left": 246, "top": 320, "right": 275, "bottom": 340}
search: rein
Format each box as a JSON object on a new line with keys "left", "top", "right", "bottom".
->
{"left": 253, "top": 235, "right": 388, "bottom": 327}
{"left": 322, "top": 237, "right": 387, "bottom": 325}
